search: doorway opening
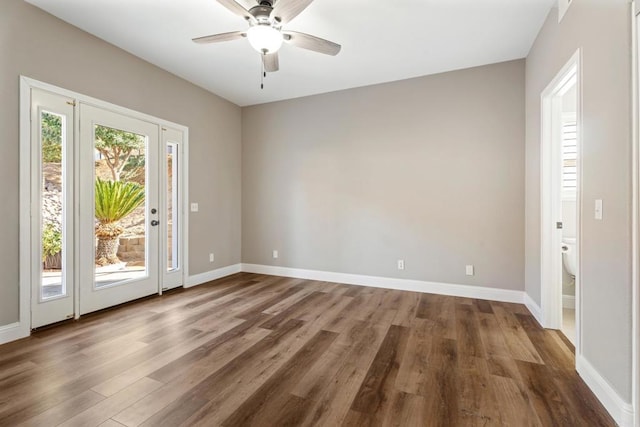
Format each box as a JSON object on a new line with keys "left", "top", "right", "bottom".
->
{"left": 559, "top": 85, "right": 578, "bottom": 344}
{"left": 540, "top": 50, "right": 581, "bottom": 350}
{"left": 21, "top": 78, "right": 189, "bottom": 329}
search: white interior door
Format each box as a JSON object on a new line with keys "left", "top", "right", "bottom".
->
{"left": 30, "top": 89, "right": 75, "bottom": 328}
{"left": 79, "top": 104, "right": 161, "bottom": 314}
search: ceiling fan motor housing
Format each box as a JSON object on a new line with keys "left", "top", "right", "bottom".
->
{"left": 249, "top": 5, "right": 274, "bottom": 23}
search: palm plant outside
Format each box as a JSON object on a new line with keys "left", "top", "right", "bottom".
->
{"left": 94, "top": 178, "right": 145, "bottom": 265}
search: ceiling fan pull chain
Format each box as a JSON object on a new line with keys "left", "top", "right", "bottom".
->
{"left": 260, "top": 52, "right": 264, "bottom": 89}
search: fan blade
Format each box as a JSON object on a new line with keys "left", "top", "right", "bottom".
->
{"left": 283, "top": 31, "right": 341, "bottom": 56}
{"left": 262, "top": 52, "right": 279, "bottom": 72}
{"left": 192, "top": 31, "right": 246, "bottom": 44}
{"left": 235, "top": 0, "right": 258, "bottom": 10}
{"left": 216, "top": 0, "right": 255, "bottom": 22}
{"left": 271, "top": 0, "right": 314, "bottom": 24}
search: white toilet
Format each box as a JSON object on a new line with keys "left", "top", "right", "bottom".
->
{"left": 561, "top": 237, "right": 577, "bottom": 277}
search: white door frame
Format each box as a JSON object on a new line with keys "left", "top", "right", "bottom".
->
{"left": 19, "top": 76, "right": 189, "bottom": 332}
{"left": 539, "top": 49, "right": 581, "bottom": 347}
{"left": 632, "top": 3, "right": 640, "bottom": 426}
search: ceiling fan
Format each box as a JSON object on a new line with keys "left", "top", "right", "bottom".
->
{"left": 193, "top": 0, "right": 341, "bottom": 73}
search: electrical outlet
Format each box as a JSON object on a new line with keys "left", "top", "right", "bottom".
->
{"left": 397, "top": 259, "right": 405, "bottom": 270}
{"left": 209, "top": 253, "right": 214, "bottom": 262}
{"left": 466, "top": 265, "right": 474, "bottom": 276}
{"left": 190, "top": 202, "right": 199, "bottom": 212}
{"left": 273, "top": 250, "right": 279, "bottom": 259}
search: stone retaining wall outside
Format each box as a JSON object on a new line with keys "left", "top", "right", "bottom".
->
{"left": 117, "top": 236, "right": 145, "bottom": 263}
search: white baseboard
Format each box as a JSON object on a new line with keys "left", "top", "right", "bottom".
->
{"left": 0, "top": 322, "right": 29, "bottom": 346}
{"left": 563, "top": 294, "right": 576, "bottom": 309}
{"left": 185, "top": 263, "right": 242, "bottom": 288}
{"left": 576, "top": 354, "right": 634, "bottom": 427}
{"left": 241, "top": 263, "right": 525, "bottom": 304}
{"left": 524, "top": 293, "right": 544, "bottom": 327}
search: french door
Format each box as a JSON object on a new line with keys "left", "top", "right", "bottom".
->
{"left": 30, "top": 89, "right": 75, "bottom": 327}
{"left": 29, "top": 87, "right": 185, "bottom": 327}
{"left": 78, "top": 104, "right": 161, "bottom": 314}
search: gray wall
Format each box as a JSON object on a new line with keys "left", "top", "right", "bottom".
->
{"left": 242, "top": 60, "right": 525, "bottom": 290}
{"left": 525, "top": 2, "right": 632, "bottom": 400}
{"left": 0, "top": 0, "right": 242, "bottom": 326}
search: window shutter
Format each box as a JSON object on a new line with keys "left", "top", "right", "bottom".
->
{"left": 562, "top": 121, "right": 577, "bottom": 193}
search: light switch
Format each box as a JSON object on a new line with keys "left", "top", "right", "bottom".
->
{"left": 190, "top": 202, "right": 199, "bottom": 212}
{"left": 595, "top": 199, "right": 603, "bottom": 220}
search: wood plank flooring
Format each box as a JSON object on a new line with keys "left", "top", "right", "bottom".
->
{"left": 0, "top": 273, "right": 615, "bottom": 426}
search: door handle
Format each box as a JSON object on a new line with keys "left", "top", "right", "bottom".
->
{"left": 150, "top": 220, "right": 159, "bottom": 226}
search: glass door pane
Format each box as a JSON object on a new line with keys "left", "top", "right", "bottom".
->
{"left": 40, "top": 111, "right": 66, "bottom": 299}
{"left": 167, "top": 142, "right": 179, "bottom": 272}
{"left": 93, "top": 124, "right": 148, "bottom": 288}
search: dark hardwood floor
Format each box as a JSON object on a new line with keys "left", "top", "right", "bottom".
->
{"left": 0, "top": 273, "right": 615, "bottom": 426}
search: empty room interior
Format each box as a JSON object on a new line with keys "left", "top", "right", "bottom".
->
{"left": 1, "top": 0, "right": 639, "bottom": 425}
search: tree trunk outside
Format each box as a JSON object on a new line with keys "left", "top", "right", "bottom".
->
{"left": 96, "top": 235, "right": 121, "bottom": 265}
{"left": 43, "top": 252, "right": 62, "bottom": 270}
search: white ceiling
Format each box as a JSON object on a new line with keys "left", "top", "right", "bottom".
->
{"left": 25, "top": 0, "right": 554, "bottom": 106}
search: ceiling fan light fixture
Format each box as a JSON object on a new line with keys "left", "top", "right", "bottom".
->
{"left": 247, "top": 25, "right": 283, "bottom": 54}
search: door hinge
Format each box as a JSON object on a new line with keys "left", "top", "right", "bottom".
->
{"left": 66, "top": 314, "right": 74, "bottom": 319}
{"left": 556, "top": 222, "right": 563, "bottom": 229}
{"left": 66, "top": 100, "right": 76, "bottom": 107}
